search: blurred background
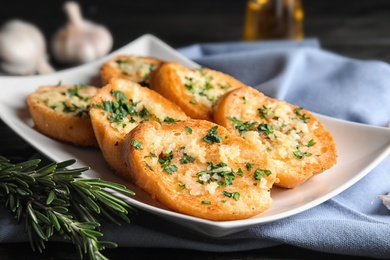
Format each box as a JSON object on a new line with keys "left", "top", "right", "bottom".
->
{"left": 1, "top": 0, "right": 390, "bottom": 71}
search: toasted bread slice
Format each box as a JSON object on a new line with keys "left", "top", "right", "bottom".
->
{"left": 213, "top": 86, "right": 337, "bottom": 189}
{"left": 100, "top": 55, "right": 164, "bottom": 86}
{"left": 122, "top": 119, "right": 277, "bottom": 221}
{"left": 89, "top": 77, "right": 188, "bottom": 179}
{"left": 149, "top": 62, "right": 246, "bottom": 121}
{"left": 26, "top": 84, "right": 98, "bottom": 146}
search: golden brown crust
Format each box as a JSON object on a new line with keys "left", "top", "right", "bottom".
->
{"left": 213, "top": 86, "right": 337, "bottom": 189}
{"left": 89, "top": 77, "right": 188, "bottom": 179}
{"left": 100, "top": 55, "right": 164, "bottom": 86}
{"left": 26, "top": 84, "right": 98, "bottom": 147}
{"left": 122, "top": 119, "right": 277, "bottom": 221}
{"left": 149, "top": 62, "right": 246, "bottom": 121}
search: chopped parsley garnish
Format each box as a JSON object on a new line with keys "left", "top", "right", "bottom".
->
{"left": 293, "top": 150, "right": 312, "bottom": 159}
{"left": 163, "top": 165, "right": 178, "bottom": 174}
{"left": 93, "top": 90, "right": 160, "bottom": 125}
{"left": 257, "top": 123, "right": 274, "bottom": 135}
{"left": 228, "top": 117, "right": 276, "bottom": 137}
{"left": 184, "top": 126, "right": 192, "bottom": 134}
{"left": 144, "top": 152, "right": 157, "bottom": 159}
{"left": 202, "top": 126, "right": 222, "bottom": 144}
{"left": 158, "top": 152, "right": 173, "bottom": 164}
{"left": 300, "top": 114, "right": 310, "bottom": 123}
{"left": 294, "top": 107, "right": 303, "bottom": 115}
{"left": 254, "top": 169, "right": 272, "bottom": 180}
{"left": 158, "top": 152, "right": 177, "bottom": 174}
{"left": 164, "top": 117, "right": 180, "bottom": 123}
{"left": 294, "top": 107, "right": 310, "bottom": 123}
{"left": 116, "top": 59, "right": 129, "bottom": 65}
{"left": 219, "top": 84, "right": 230, "bottom": 90}
{"left": 91, "top": 104, "right": 102, "bottom": 109}
{"left": 139, "top": 106, "right": 150, "bottom": 118}
{"left": 202, "top": 200, "right": 211, "bottom": 205}
{"left": 144, "top": 64, "right": 155, "bottom": 79}
{"left": 196, "top": 162, "right": 242, "bottom": 187}
{"left": 306, "top": 139, "right": 316, "bottom": 147}
{"left": 228, "top": 117, "right": 257, "bottom": 133}
{"left": 235, "top": 168, "right": 244, "bottom": 177}
{"left": 145, "top": 162, "right": 154, "bottom": 171}
{"left": 67, "top": 84, "right": 86, "bottom": 99}
{"left": 258, "top": 105, "right": 271, "bottom": 119}
{"left": 110, "top": 90, "right": 127, "bottom": 101}
{"left": 60, "top": 102, "right": 89, "bottom": 118}
{"left": 180, "top": 153, "right": 196, "bottom": 164}
{"left": 131, "top": 140, "right": 143, "bottom": 150}
{"left": 222, "top": 191, "right": 240, "bottom": 201}
{"left": 184, "top": 76, "right": 195, "bottom": 94}
{"left": 246, "top": 162, "right": 255, "bottom": 171}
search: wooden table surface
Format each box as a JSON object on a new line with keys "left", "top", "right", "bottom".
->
{"left": 0, "top": 0, "right": 388, "bottom": 259}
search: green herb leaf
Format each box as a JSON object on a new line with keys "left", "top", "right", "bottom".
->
{"left": 184, "top": 126, "right": 192, "bottom": 134}
{"left": 202, "top": 126, "right": 222, "bottom": 144}
{"left": 131, "top": 139, "right": 143, "bottom": 150}
{"left": 222, "top": 190, "right": 240, "bottom": 201}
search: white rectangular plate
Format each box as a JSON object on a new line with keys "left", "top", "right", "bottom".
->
{"left": 1, "top": 34, "right": 390, "bottom": 237}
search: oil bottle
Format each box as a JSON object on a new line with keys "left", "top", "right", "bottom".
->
{"left": 243, "top": 0, "right": 304, "bottom": 41}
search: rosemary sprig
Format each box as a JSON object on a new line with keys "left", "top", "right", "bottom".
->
{"left": 0, "top": 155, "right": 136, "bottom": 260}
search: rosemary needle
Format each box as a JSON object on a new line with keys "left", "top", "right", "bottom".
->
{"left": 0, "top": 155, "right": 136, "bottom": 260}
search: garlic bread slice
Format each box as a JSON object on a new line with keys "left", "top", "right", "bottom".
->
{"left": 27, "top": 84, "right": 98, "bottom": 146}
{"left": 213, "top": 86, "right": 337, "bottom": 189}
{"left": 122, "top": 119, "right": 277, "bottom": 221}
{"left": 149, "top": 62, "right": 246, "bottom": 121}
{"left": 89, "top": 77, "right": 188, "bottom": 179}
{"left": 100, "top": 55, "right": 164, "bottom": 86}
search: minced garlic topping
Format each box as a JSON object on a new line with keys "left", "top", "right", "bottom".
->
{"left": 231, "top": 98, "right": 320, "bottom": 162}
{"left": 38, "top": 85, "right": 96, "bottom": 118}
{"left": 141, "top": 128, "right": 272, "bottom": 199}
{"left": 179, "top": 68, "right": 232, "bottom": 106}
{"left": 98, "top": 88, "right": 173, "bottom": 134}
{"left": 115, "top": 57, "right": 154, "bottom": 80}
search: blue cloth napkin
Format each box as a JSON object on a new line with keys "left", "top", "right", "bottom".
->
{"left": 1, "top": 39, "right": 390, "bottom": 259}
{"left": 180, "top": 39, "right": 390, "bottom": 127}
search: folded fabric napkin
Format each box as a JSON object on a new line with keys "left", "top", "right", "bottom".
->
{"left": 1, "top": 38, "right": 390, "bottom": 259}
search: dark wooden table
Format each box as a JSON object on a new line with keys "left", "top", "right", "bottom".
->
{"left": 0, "top": 0, "right": 388, "bottom": 259}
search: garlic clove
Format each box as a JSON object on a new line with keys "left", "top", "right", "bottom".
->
{"left": 51, "top": 1, "right": 113, "bottom": 65}
{"left": 0, "top": 19, "right": 55, "bottom": 75}
{"left": 0, "top": 61, "right": 36, "bottom": 76}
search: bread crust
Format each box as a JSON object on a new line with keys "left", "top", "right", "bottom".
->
{"left": 89, "top": 77, "right": 188, "bottom": 179}
{"left": 100, "top": 55, "right": 164, "bottom": 86}
{"left": 213, "top": 86, "right": 337, "bottom": 189}
{"left": 26, "top": 84, "right": 98, "bottom": 146}
{"left": 149, "top": 62, "right": 246, "bottom": 121}
{"left": 122, "top": 119, "right": 277, "bottom": 221}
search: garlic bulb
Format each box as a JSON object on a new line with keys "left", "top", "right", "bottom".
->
{"left": 51, "top": 1, "right": 113, "bottom": 65}
{"left": 0, "top": 20, "right": 54, "bottom": 75}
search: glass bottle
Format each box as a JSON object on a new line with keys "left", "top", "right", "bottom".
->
{"left": 243, "top": 0, "right": 304, "bottom": 41}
